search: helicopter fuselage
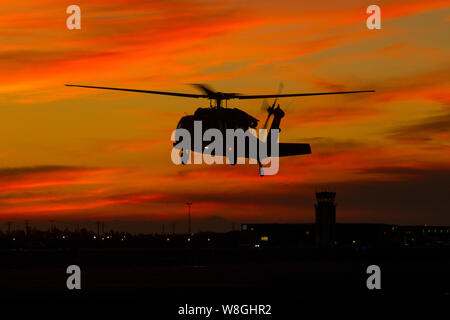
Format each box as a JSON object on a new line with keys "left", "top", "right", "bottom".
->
{"left": 177, "top": 107, "right": 258, "bottom": 133}
{"left": 174, "top": 107, "right": 263, "bottom": 162}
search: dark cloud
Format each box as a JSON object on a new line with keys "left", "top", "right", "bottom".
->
{"left": 357, "top": 166, "right": 432, "bottom": 176}
{"left": 0, "top": 165, "right": 91, "bottom": 179}
{"left": 334, "top": 168, "right": 450, "bottom": 225}
{"left": 167, "top": 187, "right": 311, "bottom": 208}
{"left": 1, "top": 164, "right": 449, "bottom": 227}
{"left": 165, "top": 166, "right": 450, "bottom": 225}
{"left": 388, "top": 111, "right": 450, "bottom": 142}
{"left": 0, "top": 165, "right": 95, "bottom": 179}
{"left": 300, "top": 137, "right": 363, "bottom": 151}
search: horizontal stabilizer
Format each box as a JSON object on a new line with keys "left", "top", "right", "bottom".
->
{"left": 279, "top": 143, "right": 311, "bottom": 157}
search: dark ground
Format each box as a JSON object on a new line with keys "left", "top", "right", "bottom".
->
{"left": 1, "top": 247, "right": 448, "bottom": 302}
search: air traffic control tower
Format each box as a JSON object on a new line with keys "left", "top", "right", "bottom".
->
{"left": 315, "top": 191, "right": 336, "bottom": 248}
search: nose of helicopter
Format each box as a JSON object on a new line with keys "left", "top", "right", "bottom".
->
{"left": 173, "top": 115, "right": 193, "bottom": 148}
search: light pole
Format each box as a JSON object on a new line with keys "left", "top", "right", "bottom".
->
{"left": 186, "top": 202, "right": 192, "bottom": 235}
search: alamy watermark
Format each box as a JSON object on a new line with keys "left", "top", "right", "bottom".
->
{"left": 66, "top": 5, "right": 81, "bottom": 30}
{"left": 366, "top": 265, "right": 381, "bottom": 290}
{"left": 366, "top": 5, "right": 381, "bottom": 30}
{"left": 171, "top": 121, "right": 280, "bottom": 175}
{"left": 66, "top": 265, "right": 81, "bottom": 290}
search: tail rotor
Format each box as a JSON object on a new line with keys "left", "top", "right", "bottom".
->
{"left": 261, "top": 82, "right": 284, "bottom": 130}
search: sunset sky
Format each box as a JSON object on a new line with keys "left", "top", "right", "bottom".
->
{"left": 0, "top": 0, "right": 449, "bottom": 229}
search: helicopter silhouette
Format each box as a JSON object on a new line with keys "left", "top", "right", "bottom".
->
{"left": 66, "top": 83, "right": 374, "bottom": 175}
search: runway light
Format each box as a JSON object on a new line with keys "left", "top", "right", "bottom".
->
{"left": 352, "top": 240, "right": 356, "bottom": 244}
{"left": 207, "top": 238, "right": 211, "bottom": 242}
{"left": 187, "top": 238, "right": 191, "bottom": 242}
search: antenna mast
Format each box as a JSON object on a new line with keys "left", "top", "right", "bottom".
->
{"left": 186, "top": 202, "right": 192, "bottom": 235}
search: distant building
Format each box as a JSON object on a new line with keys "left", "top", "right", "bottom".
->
{"left": 315, "top": 191, "right": 336, "bottom": 248}
{"left": 336, "top": 223, "right": 397, "bottom": 247}
{"left": 241, "top": 223, "right": 314, "bottom": 247}
{"left": 239, "top": 193, "right": 450, "bottom": 249}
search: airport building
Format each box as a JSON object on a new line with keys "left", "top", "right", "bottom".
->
{"left": 240, "top": 191, "right": 450, "bottom": 248}
{"left": 314, "top": 191, "right": 336, "bottom": 248}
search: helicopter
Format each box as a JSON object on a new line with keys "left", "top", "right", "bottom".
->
{"left": 66, "top": 83, "right": 374, "bottom": 175}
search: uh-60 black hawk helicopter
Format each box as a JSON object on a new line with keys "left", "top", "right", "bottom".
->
{"left": 66, "top": 83, "right": 374, "bottom": 175}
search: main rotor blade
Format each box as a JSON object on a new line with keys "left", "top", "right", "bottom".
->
{"left": 272, "top": 82, "right": 284, "bottom": 106}
{"left": 190, "top": 83, "right": 216, "bottom": 95}
{"left": 65, "top": 84, "right": 207, "bottom": 98}
{"left": 236, "top": 90, "right": 375, "bottom": 100}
